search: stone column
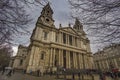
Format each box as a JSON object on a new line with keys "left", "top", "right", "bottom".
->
{"left": 34, "top": 47, "right": 39, "bottom": 67}
{"left": 75, "top": 52, "right": 77, "bottom": 69}
{"left": 103, "top": 61, "right": 105, "bottom": 70}
{"left": 28, "top": 46, "right": 35, "bottom": 66}
{"left": 89, "top": 56, "right": 93, "bottom": 69}
{"left": 50, "top": 48, "right": 53, "bottom": 67}
{"left": 68, "top": 51, "right": 70, "bottom": 68}
{"left": 86, "top": 55, "right": 88, "bottom": 69}
{"left": 106, "top": 60, "right": 109, "bottom": 70}
{"left": 114, "top": 59, "right": 118, "bottom": 68}
{"left": 32, "top": 48, "right": 37, "bottom": 71}
{"left": 73, "top": 52, "right": 77, "bottom": 68}
{"left": 27, "top": 46, "right": 36, "bottom": 72}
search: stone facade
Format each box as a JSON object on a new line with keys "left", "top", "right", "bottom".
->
{"left": 13, "top": 45, "right": 28, "bottom": 69}
{"left": 13, "top": 3, "right": 94, "bottom": 73}
{"left": 9, "top": 56, "right": 15, "bottom": 67}
{"left": 93, "top": 43, "right": 120, "bottom": 72}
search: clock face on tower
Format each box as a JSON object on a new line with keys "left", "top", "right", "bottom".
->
{"left": 45, "top": 17, "right": 50, "bottom": 23}
{"left": 41, "top": 16, "right": 54, "bottom": 26}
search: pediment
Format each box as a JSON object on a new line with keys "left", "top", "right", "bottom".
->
{"left": 60, "top": 27, "right": 78, "bottom": 35}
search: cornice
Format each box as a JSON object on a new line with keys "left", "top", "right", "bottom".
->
{"left": 31, "top": 39, "right": 89, "bottom": 54}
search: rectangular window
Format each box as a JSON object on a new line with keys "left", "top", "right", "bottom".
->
{"left": 69, "top": 35, "right": 72, "bottom": 45}
{"left": 56, "top": 33, "right": 58, "bottom": 42}
{"left": 63, "top": 33, "right": 66, "bottom": 44}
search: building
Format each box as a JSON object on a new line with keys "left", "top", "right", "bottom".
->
{"left": 93, "top": 43, "right": 120, "bottom": 72}
{"left": 12, "top": 45, "right": 28, "bottom": 69}
{"left": 9, "top": 56, "right": 15, "bottom": 67}
{"left": 13, "top": 3, "right": 93, "bottom": 73}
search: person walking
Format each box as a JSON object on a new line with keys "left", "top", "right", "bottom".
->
{"left": 12, "top": 68, "right": 15, "bottom": 74}
{"left": 100, "top": 73, "right": 106, "bottom": 80}
{"left": 37, "top": 69, "right": 40, "bottom": 77}
{"left": 7, "top": 69, "right": 12, "bottom": 77}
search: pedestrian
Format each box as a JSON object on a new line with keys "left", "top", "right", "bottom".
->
{"left": 100, "top": 74, "right": 102, "bottom": 80}
{"left": 78, "top": 72, "right": 80, "bottom": 80}
{"left": 12, "top": 68, "right": 15, "bottom": 74}
{"left": 72, "top": 73, "right": 75, "bottom": 80}
{"left": 50, "top": 68, "right": 52, "bottom": 76}
{"left": 29, "top": 69, "right": 32, "bottom": 75}
{"left": 7, "top": 69, "right": 12, "bottom": 77}
{"left": 113, "top": 72, "right": 118, "bottom": 80}
{"left": 110, "top": 72, "right": 114, "bottom": 79}
{"left": 23, "top": 69, "right": 26, "bottom": 74}
{"left": 102, "top": 73, "right": 106, "bottom": 80}
{"left": 100, "top": 73, "right": 105, "bottom": 80}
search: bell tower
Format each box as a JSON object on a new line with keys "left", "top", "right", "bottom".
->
{"left": 37, "top": 3, "right": 54, "bottom": 27}
{"left": 73, "top": 18, "right": 83, "bottom": 32}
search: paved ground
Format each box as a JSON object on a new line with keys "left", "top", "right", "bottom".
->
{"left": 0, "top": 71, "right": 63, "bottom": 80}
{"left": 0, "top": 71, "right": 120, "bottom": 80}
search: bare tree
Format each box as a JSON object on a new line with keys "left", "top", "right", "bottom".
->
{"left": 0, "top": 0, "right": 48, "bottom": 46}
{"left": 68, "top": 0, "right": 120, "bottom": 45}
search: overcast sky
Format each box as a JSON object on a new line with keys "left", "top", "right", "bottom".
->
{"left": 12, "top": 0, "right": 98, "bottom": 56}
